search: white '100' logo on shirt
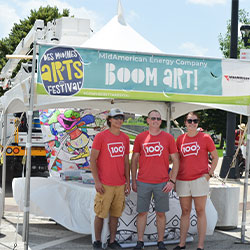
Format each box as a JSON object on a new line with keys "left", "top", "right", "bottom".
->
{"left": 181, "top": 142, "right": 200, "bottom": 157}
{"left": 143, "top": 142, "right": 163, "bottom": 157}
{"left": 108, "top": 142, "right": 125, "bottom": 157}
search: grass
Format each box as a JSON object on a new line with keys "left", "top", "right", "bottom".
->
{"left": 216, "top": 146, "right": 224, "bottom": 157}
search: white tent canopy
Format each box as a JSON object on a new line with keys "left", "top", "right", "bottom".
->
{"left": 82, "top": 3, "right": 161, "bottom": 53}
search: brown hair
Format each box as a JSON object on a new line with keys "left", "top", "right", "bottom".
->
{"left": 106, "top": 116, "right": 112, "bottom": 127}
{"left": 184, "top": 112, "right": 200, "bottom": 122}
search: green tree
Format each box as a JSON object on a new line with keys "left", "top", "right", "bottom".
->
{"left": 127, "top": 117, "right": 133, "bottom": 123}
{"left": 218, "top": 9, "right": 250, "bottom": 58}
{"left": 197, "top": 109, "right": 227, "bottom": 148}
{"left": 137, "top": 116, "right": 145, "bottom": 123}
{"left": 0, "top": 6, "right": 69, "bottom": 95}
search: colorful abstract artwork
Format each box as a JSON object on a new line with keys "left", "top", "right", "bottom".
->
{"left": 39, "top": 108, "right": 107, "bottom": 173}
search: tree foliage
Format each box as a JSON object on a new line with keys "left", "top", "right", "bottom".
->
{"left": 0, "top": 6, "right": 69, "bottom": 95}
{"left": 218, "top": 9, "right": 250, "bottom": 58}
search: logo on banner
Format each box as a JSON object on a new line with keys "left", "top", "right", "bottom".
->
{"left": 40, "top": 46, "right": 84, "bottom": 96}
{"left": 143, "top": 142, "right": 163, "bottom": 157}
{"left": 108, "top": 142, "right": 125, "bottom": 157}
{"left": 224, "top": 75, "right": 250, "bottom": 82}
{"left": 181, "top": 142, "right": 200, "bottom": 157}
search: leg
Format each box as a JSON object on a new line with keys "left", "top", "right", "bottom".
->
{"left": 109, "top": 185, "right": 125, "bottom": 243}
{"left": 109, "top": 216, "right": 119, "bottom": 243}
{"left": 136, "top": 212, "right": 148, "bottom": 241}
{"left": 152, "top": 182, "right": 169, "bottom": 242}
{"left": 156, "top": 212, "right": 166, "bottom": 242}
{"left": 193, "top": 196, "right": 207, "bottom": 249}
{"left": 179, "top": 196, "right": 192, "bottom": 247}
{"left": 135, "top": 181, "right": 153, "bottom": 242}
{"left": 94, "top": 215, "right": 104, "bottom": 241}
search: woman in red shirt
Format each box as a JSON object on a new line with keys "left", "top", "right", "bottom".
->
{"left": 173, "top": 112, "right": 218, "bottom": 250}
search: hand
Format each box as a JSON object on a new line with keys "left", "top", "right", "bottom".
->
{"left": 204, "top": 174, "right": 210, "bottom": 182}
{"left": 132, "top": 181, "right": 137, "bottom": 192}
{"left": 95, "top": 181, "right": 105, "bottom": 194}
{"left": 162, "top": 181, "right": 174, "bottom": 193}
{"left": 125, "top": 183, "right": 131, "bottom": 196}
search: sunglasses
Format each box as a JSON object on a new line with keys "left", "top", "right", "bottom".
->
{"left": 150, "top": 117, "right": 161, "bottom": 121}
{"left": 112, "top": 115, "right": 124, "bottom": 120}
{"left": 187, "top": 119, "right": 199, "bottom": 124}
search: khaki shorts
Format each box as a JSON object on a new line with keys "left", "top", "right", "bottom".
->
{"left": 176, "top": 176, "right": 209, "bottom": 197}
{"left": 94, "top": 184, "right": 125, "bottom": 218}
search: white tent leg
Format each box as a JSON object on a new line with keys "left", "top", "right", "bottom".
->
{"left": 1, "top": 112, "right": 7, "bottom": 218}
{"left": 240, "top": 116, "right": 250, "bottom": 242}
{"left": 22, "top": 41, "right": 37, "bottom": 250}
{"left": 166, "top": 102, "right": 171, "bottom": 133}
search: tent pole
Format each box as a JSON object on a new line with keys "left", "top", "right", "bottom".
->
{"left": 220, "top": 0, "right": 238, "bottom": 179}
{"left": 240, "top": 117, "right": 250, "bottom": 243}
{"left": 22, "top": 40, "right": 37, "bottom": 250}
{"left": 1, "top": 112, "right": 7, "bottom": 218}
{"left": 166, "top": 103, "right": 171, "bottom": 133}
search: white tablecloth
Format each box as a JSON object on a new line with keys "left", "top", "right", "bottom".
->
{"left": 12, "top": 177, "right": 217, "bottom": 247}
{"left": 210, "top": 185, "right": 240, "bottom": 228}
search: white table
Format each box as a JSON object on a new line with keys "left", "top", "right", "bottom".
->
{"left": 12, "top": 177, "right": 217, "bottom": 247}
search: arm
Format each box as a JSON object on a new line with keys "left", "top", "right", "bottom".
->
{"left": 162, "top": 152, "right": 179, "bottom": 193}
{"left": 168, "top": 152, "right": 180, "bottom": 182}
{"left": 90, "top": 148, "right": 104, "bottom": 194}
{"left": 124, "top": 154, "right": 131, "bottom": 195}
{"left": 208, "top": 149, "right": 219, "bottom": 178}
{"left": 131, "top": 152, "right": 140, "bottom": 192}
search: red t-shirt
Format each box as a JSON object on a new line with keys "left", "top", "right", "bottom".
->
{"left": 133, "top": 131, "right": 178, "bottom": 184}
{"left": 235, "top": 129, "right": 244, "bottom": 146}
{"left": 92, "top": 129, "right": 130, "bottom": 186}
{"left": 176, "top": 132, "right": 216, "bottom": 181}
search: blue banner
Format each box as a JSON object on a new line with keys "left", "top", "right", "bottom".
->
{"left": 37, "top": 44, "right": 250, "bottom": 105}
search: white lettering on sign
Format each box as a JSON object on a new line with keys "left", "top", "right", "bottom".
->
{"left": 143, "top": 142, "right": 163, "bottom": 157}
{"left": 108, "top": 142, "right": 125, "bottom": 158}
{"left": 181, "top": 141, "right": 200, "bottom": 157}
{"left": 163, "top": 68, "right": 198, "bottom": 90}
{"left": 105, "top": 63, "right": 198, "bottom": 91}
{"left": 105, "top": 63, "right": 157, "bottom": 86}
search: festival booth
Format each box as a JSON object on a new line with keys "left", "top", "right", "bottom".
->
{"left": 1, "top": 1, "right": 250, "bottom": 248}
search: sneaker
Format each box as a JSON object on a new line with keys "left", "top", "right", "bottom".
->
{"left": 173, "top": 246, "right": 186, "bottom": 250}
{"left": 157, "top": 241, "right": 167, "bottom": 250}
{"left": 93, "top": 240, "right": 103, "bottom": 250}
{"left": 107, "top": 239, "right": 122, "bottom": 249}
{"left": 133, "top": 241, "right": 144, "bottom": 249}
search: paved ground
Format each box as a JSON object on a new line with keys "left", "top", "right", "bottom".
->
{"left": 1, "top": 158, "right": 250, "bottom": 250}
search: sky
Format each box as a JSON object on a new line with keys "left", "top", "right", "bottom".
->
{"left": 0, "top": 0, "right": 250, "bottom": 58}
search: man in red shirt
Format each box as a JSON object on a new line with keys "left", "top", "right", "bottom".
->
{"left": 90, "top": 108, "right": 130, "bottom": 250}
{"left": 131, "top": 110, "right": 179, "bottom": 250}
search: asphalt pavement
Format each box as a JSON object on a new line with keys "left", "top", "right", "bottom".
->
{"left": 1, "top": 158, "right": 250, "bottom": 250}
